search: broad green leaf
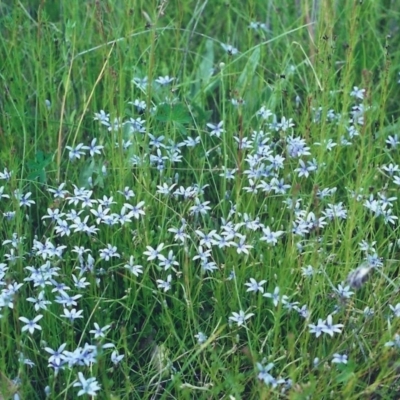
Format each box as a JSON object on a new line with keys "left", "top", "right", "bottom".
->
{"left": 236, "top": 46, "right": 260, "bottom": 92}
{"left": 79, "top": 158, "right": 96, "bottom": 188}
{"left": 192, "top": 39, "right": 214, "bottom": 96}
{"left": 335, "top": 362, "right": 356, "bottom": 385}
{"left": 26, "top": 151, "right": 52, "bottom": 183}
{"left": 155, "top": 103, "right": 192, "bottom": 124}
{"left": 190, "top": 103, "right": 213, "bottom": 126}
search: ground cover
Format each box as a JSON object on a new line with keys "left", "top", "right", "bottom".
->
{"left": 1, "top": 1, "right": 400, "bottom": 398}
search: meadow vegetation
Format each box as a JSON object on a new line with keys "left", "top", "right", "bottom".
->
{"left": 1, "top": 0, "right": 400, "bottom": 398}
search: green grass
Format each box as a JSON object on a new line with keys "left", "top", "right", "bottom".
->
{"left": 1, "top": 0, "right": 400, "bottom": 399}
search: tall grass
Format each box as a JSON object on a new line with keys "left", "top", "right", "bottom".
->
{"left": 1, "top": 0, "right": 400, "bottom": 398}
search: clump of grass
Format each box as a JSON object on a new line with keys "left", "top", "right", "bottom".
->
{"left": 1, "top": 1, "right": 400, "bottom": 399}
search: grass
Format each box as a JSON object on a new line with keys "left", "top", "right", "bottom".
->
{"left": 1, "top": 0, "right": 400, "bottom": 398}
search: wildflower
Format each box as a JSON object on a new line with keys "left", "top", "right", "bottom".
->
{"left": 72, "top": 275, "right": 90, "bottom": 290}
{"left": 260, "top": 226, "right": 284, "bottom": 245}
{"left": 206, "top": 121, "right": 224, "bottom": 138}
{"left": 19, "top": 315, "right": 43, "bottom": 334}
{"left": 201, "top": 260, "right": 218, "bottom": 273}
{"left": 382, "top": 163, "right": 400, "bottom": 176}
{"left": 90, "top": 205, "right": 110, "bottom": 224}
{"left": 132, "top": 76, "right": 148, "bottom": 90}
{"left": 42, "top": 208, "right": 65, "bottom": 223}
{"left": 90, "top": 323, "right": 111, "bottom": 339}
{"left": 156, "top": 275, "right": 172, "bottom": 292}
{"left": 117, "top": 186, "right": 135, "bottom": 200}
{"left": 195, "top": 229, "right": 218, "bottom": 248}
{"left": 227, "top": 270, "right": 235, "bottom": 280}
{"left": 308, "top": 319, "right": 326, "bottom": 338}
{"left": 66, "top": 143, "right": 88, "bottom": 161}
{"left": 148, "top": 134, "right": 165, "bottom": 148}
{"left": 99, "top": 244, "right": 120, "bottom": 261}
{"left": 158, "top": 250, "right": 179, "bottom": 271}
{"left": 183, "top": 135, "right": 201, "bottom": 147}
{"left": 124, "top": 201, "right": 145, "bottom": 219}
{"left": 365, "top": 253, "right": 383, "bottom": 268}
{"left": 193, "top": 246, "right": 211, "bottom": 262}
{"left": 213, "top": 233, "right": 234, "bottom": 248}
{"left": 257, "top": 106, "right": 273, "bottom": 119}
{"left": 221, "top": 43, "right": 239, "bottom": 55}
{"left": 286, "top": 135, "right": 311, "bottom": 157}
{"left": 125, "top": 117, "right": 146, "bottom": 134}
{"left": 124, "top": 256, "right": 143, "bottom": 277}
{"left": 155, "top": 75, "right": 175, "bottom": 85}
{"left": 232, "top": 235, "right": 253, "bottom": 255}
{"left": 294, "top": 304, "right": 310, "bottom": 319}
{"left": 17, "top": 191, "right": 35, "bottom": 207}
{"left": 245, "top": 278, "right": 267, "bottom": 293}
{"left": 189, "top": 198, "right": 211, "bottom": 216}
{"left": 268, "top": 154, "right": 285, "bottom": 170}
{"left": 322, "top": 315, "right": 344, "bottom": 337}
{"left": 111, "top": 350, "right": 124, "bottom": 365}
{"left": 4, "top": 248, "right": 22, "bottom": 264}
{"left": 80, "top": 191, "right": 96, "bottom": 209}
{"left": 386, "top": 134, "right": 399, "bottom": 149}
{"left": 94, "top": 110, "right": 110, "bottom": 125}
{"left": 55, "top": 219, "right": 71, "bottom": 237}
{"left": 19, "top": 352, "right": 35, "bottom": 367}
{"left": 270, "top": 178, "right": 291, "bottom": 195}
{"left": 257, "top": 362, "right": 285, "bottom": 387}
{"left": 129, "top": 99, "right": 146, "bottom": 112}
{"left": 0, "top": 167, "right": 13, "bottom": 180}
{"left": 382, "top": 207, "right": 398, "bottom": 225}
{"left": 64, "top": 343, "right": 98, "bottom": 367}
{"left": 332, "top": 353, "right": 348, "bottom": 364}
{"left": 44, "top": 343, "right": 67, "bottom": 365}
{"left": 115, "top": 138, "right": 132, "bottom": 149}
{"left": 334, "top": 284, "right": 354, "bottom": 299}
{"left": 143, "top": 243, "right": 164, "bottom": 261}
{"left": 317, "top": 187, "right": 337, "bottom": 199}
{"left": 350, "top": 104, "right": 367, "bottom": 125}
{"left": 301, "top": 265, "right": 314, "bottom": 277}
{"left": 157, "top": 183, "right": 177, "bottom": 195}
{"left": 72, "top": 246, "right": 91, "bottom": 259}
{"left": 323, "top": 202, "right": 347, "bottom": 220}
{"left": 279, "top": 116, "right": 295, "bottom": 131}
{"left": 55, "top": 292, "right": 82, "bottom": 307}
{"left": 61, "top": 308, "right": 84, "bottom": 323}
{"left": 378, "top": 192, "right": 397, "bottom": 207}
{"left": 231, "top": 98, "right": 245, "bottom": 107}
{"left": 385, "top": 334, "right": 400, "bottom": 348}
{"left": 73, "top": 372, "right": 101, "bottom": 397}
{"left": 389, "top": 303, "right": 400, "bottom": 318}
{"left": 219, "top": 167, "right": 236, "bottom": 181}
{"left": 117, "top": 206, "right": 134, "bottom": 225}
{"left": 195, "top": 332, "right": 208, "bottom": 344}
{"left": 168, "top": 225, "right": 189, "bottom": 243}
{"left": 87, "top": 138, "right": 104, "bottom": 157}
{"left": 243, "top": 179, "right": 258, "bottom": 194}
{"left": 26, "top": 291, "right": 52, "bottom": 311}
{"left": 249, "top": 21, "right": 267, "bottom": 31}
{"left": 174, "top": 185, "right": 197, "bottom": 199}
{"left": 229, "top": 310, "right": 254, "bottom": 327}
{"left": 0, "top": 186, "right": 10, "bottom": 200}
{"left": 295, "top": 159, "right": 318, "bottom": 178}
{"left": 350, "top": 86, "right": 365, "bottom": 100}
{"left": 263, "top": 286, "right": 282, "bottom": 307}
{"left": 364, "top": 307, "right": 374, "bottom": 317}
{"left": 359, "top": 240, "right": 377, "bottom": 253}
